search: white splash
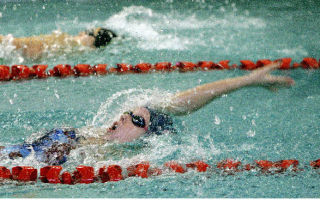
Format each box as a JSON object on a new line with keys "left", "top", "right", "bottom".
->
{"left": 214, "top": 115, "right": 221, "bottom": 125}
{"left": 246, "top": 129, "right": 256, "bottom": 137}
{"left": 0, "top": 34, "right": 25, "bottom": 64}
{"left": 102, "top": 5, "right": 266, "bottom": 51}
{"left": 91, "top": 88, "right": 173, "bottom": 127}
{"left": 276, "top": 45, "right": 308, "bottom": 57}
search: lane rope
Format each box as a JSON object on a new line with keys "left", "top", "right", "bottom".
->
{"left": 0, "top": 57, "right": 319, "bottom": 82}
{"left": 0, "top": 159, "right": 320, "bottom": 184}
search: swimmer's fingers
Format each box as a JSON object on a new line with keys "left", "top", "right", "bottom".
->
{"left": 260, "top": 74, "right": 295, "bottom": 87}
{"left": 249, "top": 61, "right": 281, "bottom": 79}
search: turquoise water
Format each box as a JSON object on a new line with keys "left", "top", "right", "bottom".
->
{"left": 0, "top": 0, "right": 320, "bottom": 198}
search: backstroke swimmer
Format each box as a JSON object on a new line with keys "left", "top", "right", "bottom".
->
{"left": 0, "top": 62, "right": 294, "bottom": 165}
{"left": 0, "top": 27, "right": 117, "bottom": 60}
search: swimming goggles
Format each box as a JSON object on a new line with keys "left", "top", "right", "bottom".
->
{"left": 123, "top": 111, "right": 146, "bottom": 128}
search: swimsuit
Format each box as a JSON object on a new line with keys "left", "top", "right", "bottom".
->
{"left": 1, "top": 128, "right": 79, "bottom": 165}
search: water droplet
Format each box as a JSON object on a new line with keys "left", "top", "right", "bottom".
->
{"left": 214, "top": 115, "right": 221, "bottom": 125}
{"left": 251, "top": 120, "right": 256, "bottom": 126}
{"left": 246, "top": 130, "right": 255, "bottom": 137}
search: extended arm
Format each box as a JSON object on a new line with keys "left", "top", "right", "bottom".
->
{"left": 161, "top": 62, "right": 294, "bottom": 115}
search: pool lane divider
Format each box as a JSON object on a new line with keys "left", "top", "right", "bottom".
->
{"left": 0, "top": 159, "right": 320, "bottom": 184}
{"left": 0, "top": 57, "right": 319, "bottom": 82}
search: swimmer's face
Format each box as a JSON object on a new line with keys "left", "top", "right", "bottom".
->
{"left": 77, "top": 31, "right": 95, "bottom": 47}
{"left": 106, "top": 107, "right": 150, "bottom": 143}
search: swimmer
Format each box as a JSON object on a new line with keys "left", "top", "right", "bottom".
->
{"left": 0, "top": 62, "right": 294, "bottom": 165}
{"left": 0, "top": 27, "right": 117, "bottom": 59}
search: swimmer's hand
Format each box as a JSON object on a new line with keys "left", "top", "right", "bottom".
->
{"left": 249, "top": 61, "right": 295, "bottom": 87}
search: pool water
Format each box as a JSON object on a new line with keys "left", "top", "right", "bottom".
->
{"left": 0, "top": 0, "right": 320, "bottom": 198}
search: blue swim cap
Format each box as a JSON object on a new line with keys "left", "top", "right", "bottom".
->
{"left": 145, "top": 107, "right": 175, "bottom": 135}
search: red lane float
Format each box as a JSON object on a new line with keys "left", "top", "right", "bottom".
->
{"left": 61, "top": 171, "right": 73, "bottom": 184}
{"left": 0, "top": 166, "right": 11, "bottom": 179}
{"left": 197, "top": 61, "right": 216, "bottom": 70}
{"left": 176, "top": 61, "right": 197, "bottom": 72}
{"left": 276, "top": 57, "right": 292, "bottom": 70}
{"left": 254, "top": 160, "right": 275, "bottom": 172}
{"left": 217, "top": 159, "right": 241, "bottom": 171}
{"left": 53, "top": 64, "right": 73, "bottom": 77}
{"left": 218, "top": 60, "right": 231, "bottom": 69}
{"left": 0, "top": 158, "right": 319, "bottom": 184}
{"left": 240, "top": 60, "right": 256, "bottom": 70}
{"left": 73, "top": 165, "right": 95, "bottom": 184}
{"left": 0, "top": 57, "right": 319, "bottom": 83}
{"left": 134, "top": 63, "right": 152, "bottom": 73}
{"left": 116, "top": 63, "right": 133, "bottom": 73}
{"left": 92, "top": 64, "right": 108, "bottom": 75}
{"left": 293, "top": 62, "right": 302, "bottom": 69}
{"left": 274, "top": 159, "right": 299, "bottom": 169}
{"left": 99, "top": 165, "right": 123, "bottom": 182}
{"left": 310, "top": 159, "right": 320, "bottom": 169}
{"left": 12, "top": 166, "right": 37, "bottom": 182}
{"left": 164, "top": 161, "right": 186, "bottom": 173}
{"left": 0, "top": 65, "right": 11, "bottom": 81}
{"left": 108, "top": 67, "right": 118, "bottom": 73}
{"left": 11, "top": 65, "right": 31, "bottom": 80}
{"left": 186, "top": 160, "right": 210, "bottom": 172}
{"left": 127, "top": 162, "right": 150, "bottom": 178}
{"left": 301, "top": 57, "right": 319, "bottom": 69}
{"left": 154, "top": 62, "right": 172, "bottom": 71}
{"left": 74, "top": 64, "right": 92, "bottom": 76}
{"left": 40, "top": 166, "right": 62, "bottom": 184}
{"left": 32, "top": 64, "right": 48, "bottom": 78}
{"left": 256, "top": 59, "right": 272, "bottom": 68}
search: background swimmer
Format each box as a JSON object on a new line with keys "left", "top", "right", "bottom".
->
{"left": 0, "top": 27, "right": 117, "bottom": 60}
{"left": 0, "top": 62, "right": 294, "bottom": 165}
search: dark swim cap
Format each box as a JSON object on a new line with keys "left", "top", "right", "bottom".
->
{"left": 87, "top": 28, "right": 117, "bottom": 48}
{"left": 145, "top": 107, "right": 175, "bottom": 135}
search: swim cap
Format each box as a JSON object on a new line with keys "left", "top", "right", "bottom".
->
{"left": 145, "top": 107, "right": 175, "bottom": 135}
{"left": 87, "top": 28, "right": 117, "bottom": 48}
